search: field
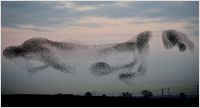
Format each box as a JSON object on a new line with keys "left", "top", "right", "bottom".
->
{"left": 2, "top": 94, "right": 198, "bottom": 107}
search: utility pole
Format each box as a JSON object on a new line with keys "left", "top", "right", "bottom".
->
{"left": 167, "top": 88, "right": 170, "bottom": 97}
{"left": 161, "top": 89, "right": 164, "bottom": 98}
{"left": 93, "top": 91, "right": 95, "bottom": 96}
{"left": 195, "top": 85, "right": 199, "bottom": 97}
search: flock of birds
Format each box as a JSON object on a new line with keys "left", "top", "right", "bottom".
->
{"left": 3, "top": 30, "right": 194, "bottom": 83}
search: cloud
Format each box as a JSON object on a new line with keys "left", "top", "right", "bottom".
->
{"left": 112, "top": 1, "right": 133, "bottom": 7}
{"left": 78, "top": 23, "right": 102, "bottom": 28}
{"left": 56, "top": 1, "right": 98, "bottom": 11}
{"left": 1, "top": 1, "right": 199, "bottom": 33}
{"left": 76, "top": 6, "right": 97, "bottom": 11}
{"left": 15, "top": 25, "right": 52, "bottom": 32}
{"left": 2, "top": 1, "right": 82, "bottom": 29}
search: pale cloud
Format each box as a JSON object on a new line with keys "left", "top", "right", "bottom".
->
{"left": 112, "top": 1, "right": 133, "bottom": 7}
{"left": 72, "top": 16, "right": 190, "bottom": 32}
{"left": 76, "top": 16, "right": 133, "bottom": 26}
{"left": 76, "top": 6, "right": 97, "bottom": 11}
{"left": 73, "top": 16, "right": 163, "bottom": 27}
{"left": 16, "top": 25, "right": 52, "bottom": 32}
{"left": 57, "top": 1, "right": 98, "bottom": 11}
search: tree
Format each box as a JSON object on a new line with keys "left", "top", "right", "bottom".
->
{"left": 141, "top": 90, "right": 153, "bottom": 98}
{"left": 102, "top": 94, "right": 107, "bottom": 97}
{"left": 179, "top": 92, "right": 186, "bottom": 98}
{"left": 84, "top": 92, "right": 93, "bottom": 96}
{"left": 122, "top": 92, "right": 132, "bottom": 98}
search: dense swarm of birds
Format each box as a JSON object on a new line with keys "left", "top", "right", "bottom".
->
{"left": 3, "top": 30, "right": 194, "bottom": 84}
{"left": 162, "top": 30, "right": 194, "bottom": 52}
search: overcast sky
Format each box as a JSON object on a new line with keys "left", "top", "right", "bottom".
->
{"left": 1, "top": 1, "right": 199, "bottom": 95}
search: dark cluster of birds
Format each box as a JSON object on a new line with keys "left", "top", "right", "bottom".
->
{"left": 3, "top": 29, "right": 194, "bottom": 83}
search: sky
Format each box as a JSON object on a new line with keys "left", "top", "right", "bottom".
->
{"left": 1, "top": 1, "right": 199, "bottom": 96}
